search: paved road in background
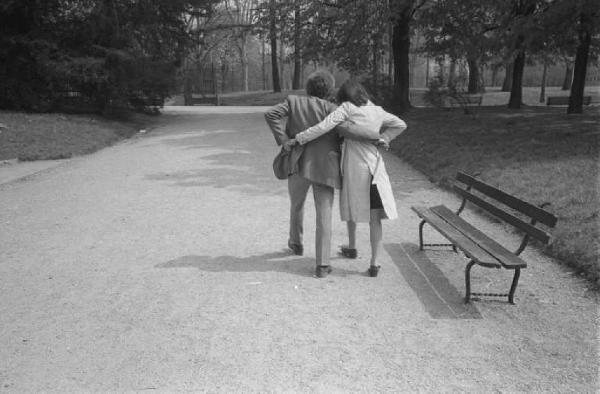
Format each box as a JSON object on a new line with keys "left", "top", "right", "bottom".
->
{"left": 0, "top": 106, "right": 597, "bottom": 392}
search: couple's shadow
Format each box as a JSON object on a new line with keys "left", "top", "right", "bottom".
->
{"left": 156, "top": 250, "right": 359, "bottom": 277}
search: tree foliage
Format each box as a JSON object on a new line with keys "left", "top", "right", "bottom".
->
{"left": 419, "top": 0, "right": 504, "bottom": 93}
{"left": 3, "top": 0, "right": 596, "bottom": 113}
{"left": 0, "top": 0, "right": 218, "bottom": 112}
{"left": 539, "top": 0, "right": 600, "bottom": 113}
{"left": 301, "top": 0, "right": 390, "bottom": 74}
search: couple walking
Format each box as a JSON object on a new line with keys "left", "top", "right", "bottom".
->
{"left": 264, "top": 71, "right": 407, "bottom": 278}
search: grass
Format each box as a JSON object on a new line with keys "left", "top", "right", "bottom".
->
{"left": 0, "top": 111, "right": 153, "bottom": 161}
{"left": 393, "top": 105, "right": 599, "bottom": 286}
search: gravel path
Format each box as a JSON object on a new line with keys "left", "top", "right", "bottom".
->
{"left": 0, "top": 106, "right": 597, "bottom": 393}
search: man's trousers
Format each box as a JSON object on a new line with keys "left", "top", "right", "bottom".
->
{"left": 287, "top": 174, "right": 334, "bottom": 266}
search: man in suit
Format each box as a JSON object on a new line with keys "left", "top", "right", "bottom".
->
{"left": 264, "top": 70, "right": 374, "bottom": 278}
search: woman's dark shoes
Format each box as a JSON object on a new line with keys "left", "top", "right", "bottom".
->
{"left": 340, "top": 246, "right": 357, "bottom": 259}
{"left": 367, "top": 265, "right": 380, "bottom": 277}
{"left": 288, "top": 241, "right": 304, "bottom": 256}
{"left": 315, "top": 265, "right": 332, "bottom": 278}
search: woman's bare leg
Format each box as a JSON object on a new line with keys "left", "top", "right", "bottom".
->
{"left": 369, "top": 210, "right": 382, "bottom": 266}
{"left": 346, "top": 221, "right": 357, "bottom": 249}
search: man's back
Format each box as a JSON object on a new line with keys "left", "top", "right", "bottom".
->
{"left": 265, "top": 95, "right": 341, "bottom": 189}
{"left": 286, "top": 95, "right": 335, "bottom": 136}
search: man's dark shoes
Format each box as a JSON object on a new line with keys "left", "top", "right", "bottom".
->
{"left": 288, "top": 242, "right": 303, "bottom": 256}
{"left": 315, "top": 265, "right": 332, "bottom": 278}
{"left": 340, "top": 246, "right": 357, "bottom": 259}
{"left": 367, "top": 265, "right": 380, "bottom": 277}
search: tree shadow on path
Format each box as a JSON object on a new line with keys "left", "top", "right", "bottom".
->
{"left": 145, "top": 151, "right": 282, "bottom": 197}
{"left": 156, "top": 251, "right": 358, "bottom": 278}
{"left": 385, "top": 243, "right": 482, "bottom": 319}
{"left": 145, "top": 114, "right": 284, "bottom": 196}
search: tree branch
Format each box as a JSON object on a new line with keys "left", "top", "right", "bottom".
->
{"left": 411, "top": 0, "right": 430, "bottom": 18}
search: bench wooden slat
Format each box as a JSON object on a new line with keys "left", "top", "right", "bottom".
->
{"left": 430, "top": 205, "right": 527, "bottom": 269}
{"left": 452, "top": 186, "right": 552, "bottom": 244}
{"left": 448, "top": 95, "right": 482, "bottom": 107}
{"left": 546, "top": 96, "right": 569, "bottom": 105}
{"left": 412, "top": 206, "right": 500, "bottom": 267}
{"left": 464, "top": 96, "right": 482, "bottom": 104}
{"left": 456, "top": 172, "right": 558, "bottom": 227}
{"left": 547, "top": 96, "right": 591, "bottom": 106}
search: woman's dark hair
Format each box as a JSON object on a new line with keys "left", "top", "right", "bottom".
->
{"left": 336, "top": 79, "right": 370, "bottom": 106}
{"left": 305, "top": 71, "right": 334, "bottom": 99}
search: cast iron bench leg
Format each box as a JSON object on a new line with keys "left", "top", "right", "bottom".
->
{"left": 418, "top": 219, "right": 457, "bottom": 252}
{"left": 465, "top": 260, "right": 477, "bottom": 303}
{"left": 418, "top": 220, "right": 426, "bottom": 250}
{"left": 508, "top": 267, "right": 521, "bottom": 304}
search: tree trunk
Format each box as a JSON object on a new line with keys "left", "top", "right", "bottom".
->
{"left": 491, "top": 65, "right": 498, "bottom": 87}
{"left": 239, "top": 39, "right": 249, "bottom": 92}
{"left": 292, "top": 2, "right": 301, "bottom": 90}
{"left": 448, "top": 59, "right": 456, "bottom": 88}
{"left": 221, "top": 62, "right": 228, "bottom": 92}
{"left": 279, "top": 42, "right": 285, "bottom": 89}
{"left": 184, "top": 70, "right": 192, "bottom": 105}
{"left": 373, "top": 33, "right": 380, "bottom": 88}
{"left": 501, "top": 62, "right": 512, "bottom": 92}
{"left": 508, "top": 49, "right": 525, "bottom": 108}
{"left": 391, "top": 6, "right": 412, "bottom": 113}
{"left": 436, "top": 57, "right": 446, "bottom": 84}
{"left": 568, "top": 20, "right": 591, "bottom": 114}
{"left": 262, "top": 37, "right": 266, "bottom": 90}
{"left": 479, "top": 69, "right": 486, "bottom": 93}
{"left": 388, "top": 22, "right": 394, "bottom": 80}
{"left": 292, "top": 54, "right": 301, "bottom": 90}
{"left": 508, "top": 1, "right": 535, "bottom": 108}
{"left": 269, "top": 1, "right": 281, "bottom": 93}
{"left": 562, "top": 60, "right": 573, "bottom": 90}
{"left": 467, "top": 58, "right": 480, "bottom": 93}
{"left": 539, "top": 59, "right": 548, "bottom": 103}
{"left": 425, "top": 57, "right": 430, "bottom": 87}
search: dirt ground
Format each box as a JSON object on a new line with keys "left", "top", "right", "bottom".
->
{"left": 0, "top": 106, "right": 597, "bottom": 393}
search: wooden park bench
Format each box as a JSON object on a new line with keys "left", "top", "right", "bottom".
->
{"left": 187, "top": 94, "right": 220, "bottom": 106}
{"left": 411, "top": 172, "right": 558, "bottom": 304}
{"left": 546, "top": 96, "right": 591, "bottom": 106}
{"left": 57, "top": 90, "right": 84, "bottom": 104}
{"left": 448, "top": 95, "right": 483, "bottom": 107}
{"left": 129, "top": 95, "right": 163, "bottom": 108}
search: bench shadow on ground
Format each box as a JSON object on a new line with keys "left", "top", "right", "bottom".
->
{"left": 156, "top": 250, "right": 359, "bottom": 278}
{"left": 385, "top": 242, "right": 482, "bottom": 319}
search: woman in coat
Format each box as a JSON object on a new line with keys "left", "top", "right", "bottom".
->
{"left": 286, "top": 79, "right": 407, "bottom": 277}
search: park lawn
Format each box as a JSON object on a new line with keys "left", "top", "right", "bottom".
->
{"left": 0, "top": 111, "right": 151, "bottom": 161}
{"left": 393, "top": 105, "right": 599, "bottom": 285}
{"left": 219, "top": 90, "right": 299, "bottom": 106}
